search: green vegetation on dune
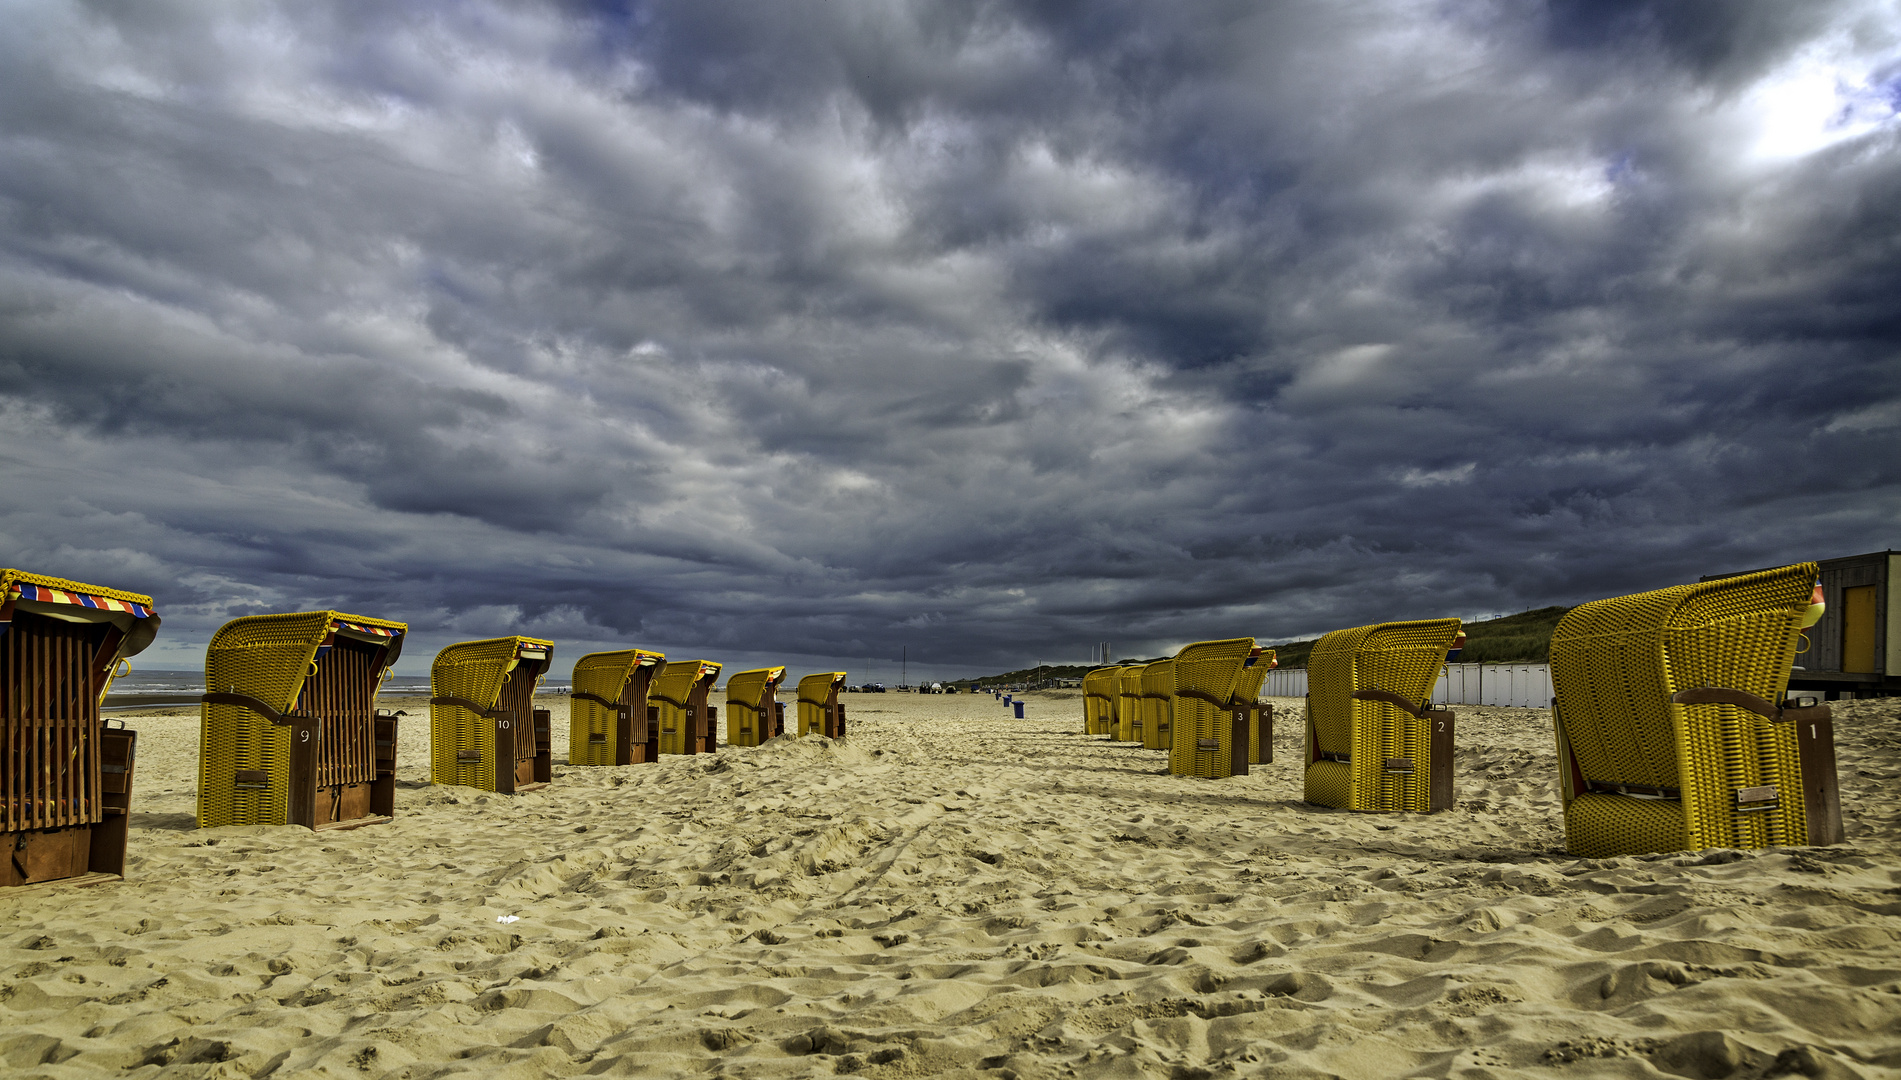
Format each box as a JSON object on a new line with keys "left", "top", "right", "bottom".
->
{"left": 1266, "top": 606, "right": 1571, "bottom": 668}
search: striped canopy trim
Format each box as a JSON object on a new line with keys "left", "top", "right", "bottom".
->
{"left": 331, "top": 619, "right": 400, "bottom": 638}
{"left": 13, "top": 582, "right": 155, "bottom": 619}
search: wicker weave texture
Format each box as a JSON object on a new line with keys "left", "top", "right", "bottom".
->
{"left": 1082, "top": 667, "right": 1121, "bottom": 735}
{"left": 653, "top": 661, "right": 719, "bottom": 754}
{"left": 796, "top": 672, "right": 846, "bottom": 737}
{"left": 569, "top": 649, "right": 662, "bottom": 765}
{"left": 1115, "top": 667, "right": 1145, "bottom": 742}
{"left": 1140, "top": 659, "right": 1175, "bottom": 751}
{"left": 430, "top": 637, "right": 552, "bottom": 788}
{"left": 726, "top": 667, "right": 786, "bottom": 746}
{"left": 199, "top": 610, "right": 405, "bottom": 826}
{"left": 1167, "top": 638, "right": 1254, "bottom": 777}
{"left": 1304, "top": 619, "right": 1460, "bottom": 812}
{"left": 1551, "top": 562, "right": 1816, "bottom": 856}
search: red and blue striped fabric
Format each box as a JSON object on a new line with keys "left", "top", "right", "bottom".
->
{"left": 16, "top": 583, "right": 154, "bottom": 619}
{"left": 331, "top": 619, "right": 400, "bottom": 638}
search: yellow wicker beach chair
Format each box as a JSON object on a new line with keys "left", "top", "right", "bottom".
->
{"left": 1141, "top": 659, "right": 1175, "bottom": 750}
{"left": 1082, "top": 667, "right": 1121, "bottom": 736}
{"left": 1115, "top": 666, "right": 1144, "bottom": 742}
{"left": 569, "top": 649, "right": 665, "bottom": 765}
{"left": 2, "top": 570, "right": 159, "bottom": 887}
{"left": 653, "top": 660, "right": 722, "bottom": 754}
{"left": 1551, "top": 563, "right": 1842, "bottom": 857}
{"left": 796, "top": 672, "right": 848, "bottom": 738}
{"left": 430, "top": 637, "right": 554, "bottom": 793}
{"left": 726, "top": 667, "right": 787, "bottom": 746}
{"left": 1304, "top": 619, "right": 1461, "bottom": 812}
{"left": 1168, "top": 638, "right": 1258, "bottom": 777}
{"left": 200, "top": 611, "right": 407, "bottom": 830}
{"left": 1234, "top": 647, "right": 1277, "bottom": 764}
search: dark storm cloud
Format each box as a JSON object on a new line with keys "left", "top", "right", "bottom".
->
{"left": 2, "top": 0, "right": 1897, "bottom": 678}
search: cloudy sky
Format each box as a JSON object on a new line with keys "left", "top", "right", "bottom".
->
{"left": 4, "top": 0, "right": 1898, "bottom": 680}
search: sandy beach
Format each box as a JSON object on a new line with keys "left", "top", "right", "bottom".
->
{"left": 3, "top": 690, "right": 1898, "bottom": 1079}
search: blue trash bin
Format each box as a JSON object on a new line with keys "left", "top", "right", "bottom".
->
{"left": 1013, "top": 700, "right": 1025, "bottom": 719}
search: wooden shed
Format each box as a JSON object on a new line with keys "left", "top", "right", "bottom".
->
{"left": 1704, "top": 550, "right": 1898, "bottom": 697}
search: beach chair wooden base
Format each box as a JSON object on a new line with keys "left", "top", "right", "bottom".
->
{"left": 4, "top": 722, "right": 138, "bottom": 889}
{"left": 1795, "top": 705, "right": 1844, "bottom": 845}
{"left": 4, "top": 870, "right": 120, "bottom": 893}
{"left": 484, "top": 707, "right": 554, "bottom": 794}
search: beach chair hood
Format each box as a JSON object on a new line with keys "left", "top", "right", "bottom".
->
{"left": 2, "top": 569, "right": 162, "bottom": 694}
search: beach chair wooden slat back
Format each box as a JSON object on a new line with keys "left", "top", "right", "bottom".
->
{"left": 499, "top": 665, "right": 540, "bottom": 766}
{"left": 1551, "top": 563, "right": 1823, "bottom": 856}
{"left": 304, "top": 638, "right": 379, "bottom": 789}
{"left": 1167, "top": 639, "right": 1254, "bottom": 778}
{"left": 1307, "top": 619, "right": 1461, "bottom": 812}
{"left": 2, "top": 612, "right": 108, "bottom": 832}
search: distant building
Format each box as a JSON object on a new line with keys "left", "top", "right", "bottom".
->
{"left": 1704, "top": 549, "right": 1896, "bottom": 697}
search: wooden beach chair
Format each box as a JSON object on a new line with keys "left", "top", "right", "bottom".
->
{"left": 1141, "top": 659, "right": 1175, "bottom": 750}
{"left": 200, "top": 610, "right": 406, "bottom": 830}
{"left": 1115, "top": 666, "right": 1145, "bottom": 742}
{"left": 1233, "top": 647, "right": 1278, "bottom": 765}
{"left": 1304, "top": 619, "right": 1461, "bottom": 812}
{"left": 796, "top": 672, "right": 848, "bottom": 738}
{"left": 653, "top": 660, "right": 722, "bottom": 754}
{"left": 726, "top": 667, "right": 787, "bottom": 746}
{"left": 429, "top": 637, "right": 554, "bottom": 793}
{"left": 569, "top": 649, "right": 664, "bottom": 766}
{"left": 1082, "top": 667, "right": 1121, "bottom": 736}
{"left": 1551, "top": 563, "right": 1842, "bottom": 857}
{"left": 1167, "top": 638, "right": 1258, "bottom": 778}
{"left": 2, "top": 570, "right": 159, "bottom": 888}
